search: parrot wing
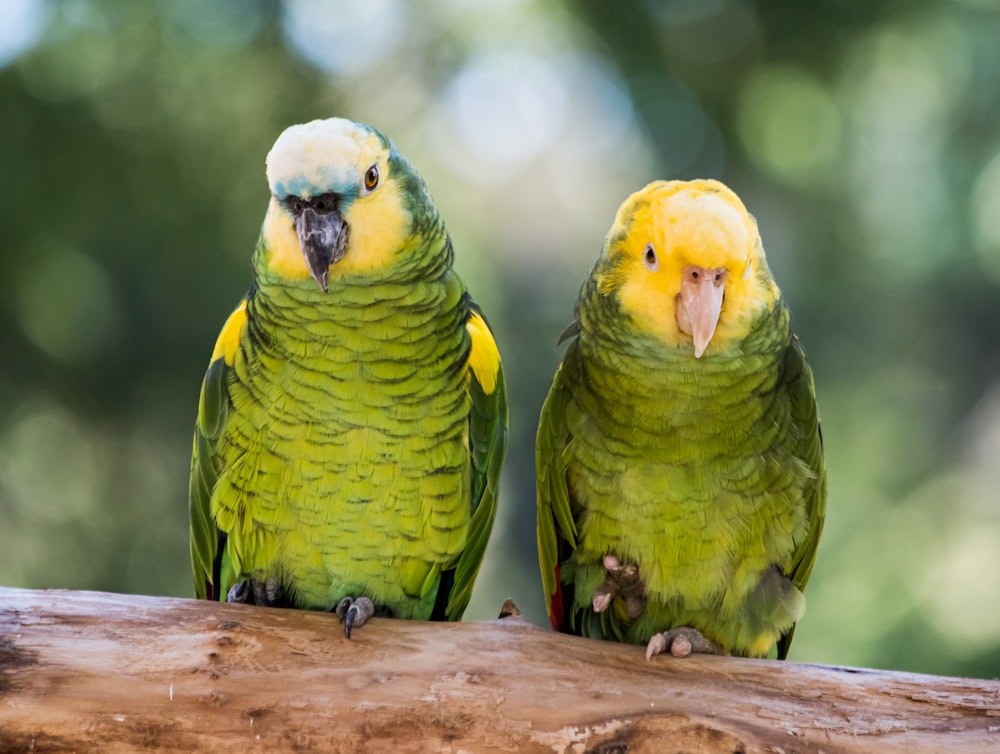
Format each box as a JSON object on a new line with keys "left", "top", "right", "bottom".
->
{"left": 189, "top": 298, "right": 248, "bottom": 601}
{"left": 776, "top": 333, "right": 827, "bottom": 659}
{"left": 438, "top": 304, "right": 508, "bottom": 620}
{"left": 535, "top": 340, "right": 581, "bottom": 632}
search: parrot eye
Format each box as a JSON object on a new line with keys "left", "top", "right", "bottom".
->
{"left": 643, "top": 244, "right": 658, "bottom": 271}
{"left": 363, "top": 164, "right": 380, "bottom": 193}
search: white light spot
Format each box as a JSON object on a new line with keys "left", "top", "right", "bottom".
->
{"left": 436, "top": 50, "right": 568, "bottom": 182}
{"left": 282, "top": 0, "right": 407, "bottom": 76}
{"left": 0, "top": 0, "right": 49, "bottom": 69}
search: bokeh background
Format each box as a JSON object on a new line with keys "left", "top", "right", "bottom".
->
{"left": 2, "top": 0, "right": 999, "bottom": 679}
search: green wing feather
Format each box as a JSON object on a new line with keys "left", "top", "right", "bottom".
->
{"left": 535, "top": 340, "right": 580, "bottom": 629}
{"left": 776, "top": 334, "right": 826, "bottom": 659}
{"left": 189, "top": 298, "right": 247, "bottom": 601}
{"left": 443, "top": 306, "right": 508, "bottom": 620}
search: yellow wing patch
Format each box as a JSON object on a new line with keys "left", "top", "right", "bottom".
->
{"left": 210, "top": 299, "right": 248, "bottom": 365}
{"left": 467, "top": 312, "right": 501, "bottom": 395}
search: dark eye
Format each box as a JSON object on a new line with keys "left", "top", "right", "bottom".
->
{"left": 363, "top": 164, "right": 379, "bottom": 192}
{"left": 643, "top": 243, "right": 658, "bottom": 271}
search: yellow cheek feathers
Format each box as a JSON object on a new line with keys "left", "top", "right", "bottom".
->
{"left": 340, "top": 177, "right": 410, "bottom": 276}
{"left": 263, "top": 198, "right": 312, "bottom": 281}
{"left": 261, "top": 180, "right": 412, "bottom": 281}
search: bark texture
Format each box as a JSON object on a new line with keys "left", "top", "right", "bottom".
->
{"left": 1, "top": 587, "right": 998, "bottom": 753}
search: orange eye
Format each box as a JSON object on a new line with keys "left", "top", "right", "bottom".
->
{"left": 363, "top": 164, "right": 379, "bottom": 192}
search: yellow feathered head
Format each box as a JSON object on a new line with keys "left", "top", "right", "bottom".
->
{"left": 595, "top": 179, "right": 779, "bottom": 358}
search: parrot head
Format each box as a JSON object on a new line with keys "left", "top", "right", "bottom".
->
{"left": 595, "top": 179, "right": 779, "bottom": 358}
{"left": 261, "top": 117, "right": 434, "bottom": 291}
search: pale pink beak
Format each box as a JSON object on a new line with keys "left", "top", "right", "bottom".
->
{"left": 675, "top": 265, "right": 727, "bottom": 358}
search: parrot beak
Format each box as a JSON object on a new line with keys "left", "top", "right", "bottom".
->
{"left": 676, "top": 265, "right": 727, "bottom": 358}
{"left": 294, "top": 207, "right": 348, "bottom": 292}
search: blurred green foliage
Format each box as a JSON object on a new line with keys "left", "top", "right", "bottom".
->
{"left": 2, "top": 0, "right": 999, "bottom": 679}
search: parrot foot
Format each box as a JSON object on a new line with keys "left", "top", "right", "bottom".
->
{"left": 254, "top": 576, "right": 285, "bottom": 606}
{"left": 592, "top": 554, "right": 646, "bottom": 620}
{"left": 645, "top": 627, "right": 723, "bottom": 660}
{"left": 226, "top": 582, "right": 252, "bottom": 604}
{"left": 335, "top": 596, "right": 376, "bottom": 639}
{"left": 225, "top": 577, "right": 285, "bottom": 607}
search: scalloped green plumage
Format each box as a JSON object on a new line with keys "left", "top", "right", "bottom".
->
{"left": 536, "top": 180, "right": 825, "bottom": 659}
{"left": 189, "top": 118, "right": 507, "bottom": 623}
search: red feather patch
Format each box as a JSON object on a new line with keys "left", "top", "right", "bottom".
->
{"left": 548, "top": 565, "right": 565, "bottom": 631}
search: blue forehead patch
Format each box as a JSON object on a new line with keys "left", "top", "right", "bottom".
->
{"left": 272, "top": 172, "right": 361, "bottom": 201}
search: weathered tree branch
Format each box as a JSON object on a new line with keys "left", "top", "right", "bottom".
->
{"left": 1, "top": 587, "right": 997, "bottom": 753}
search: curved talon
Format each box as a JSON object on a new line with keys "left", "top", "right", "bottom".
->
{"left": 344, "top": 603, "right": 362, "bottom": 638}
{"left": 645, "top": 626, "right": 723, "bottom": 660}
{"left": 226, "top": 581, "right": 252, "bottom": 604}
{"left": 645, "top": 633, "right": 667, "bottom": 660}
{"left": 592, "top": 591, "right": 613, "bottom": 613}
{"left": 336, "top": 596, "right": 375, "bottom": 638}
{"left": 335, "top": 596, "right": 353, "bottom": 622}
{"left": 227, "top": 578, "right": 286, "bottom": 607}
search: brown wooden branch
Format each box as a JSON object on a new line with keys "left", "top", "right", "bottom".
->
{"left": 1, "top": 587, "right": 998, "bottom": 753}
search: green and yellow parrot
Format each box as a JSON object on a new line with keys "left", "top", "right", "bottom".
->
{"left": 189, "top": 117, "right": 507, "bottom": 636}
{"left": 536, "top": 179, "right": 825, "bottom": 659}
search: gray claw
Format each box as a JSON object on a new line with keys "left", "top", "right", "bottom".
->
{"left": 336, "top": 596, "right": 375, "bottom": 638}
{"left": 226, "top": 581, "right": 252, "bottom": 604}
{"left": 226, "top": 578, "right": 286, "bottom": 607}
{"left": 252, "top": 576, "right": 284, "bottom": 607}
